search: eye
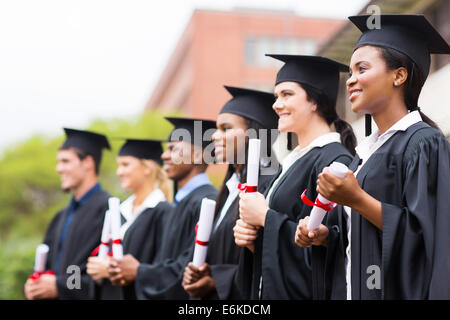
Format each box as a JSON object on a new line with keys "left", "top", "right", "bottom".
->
{"left": 358, "top": 65, "right": 367, "bottom": 72}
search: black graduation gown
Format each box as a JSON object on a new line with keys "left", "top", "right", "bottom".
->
{"left": 134, "top": 184, "right": 218, "bottom": 299}
{"left": 240, "top": 142, "right": 353, "bottom": 300}
{"left": 120, "top": 201, "right": 173, "bottom": 300}
{"left": 321, "top": 122, "right": 450, "bottom": 300}
{"left": 42, "top": 189, "right": 110, "bottom": 300}
{"left": 204, "top": 173, "right": 274, "bottom": 300}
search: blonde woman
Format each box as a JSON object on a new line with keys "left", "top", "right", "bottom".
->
{"left": 87, "top": 139, "right": 172, "bottom": 300}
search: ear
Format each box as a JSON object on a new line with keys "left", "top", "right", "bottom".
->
{"left": 393, "top": 66, "right": 408, "bottom": 87}
{"left": 82, "top": 155, "right": 96, "bottom": 173}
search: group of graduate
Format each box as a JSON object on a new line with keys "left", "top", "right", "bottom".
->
{"left": 24, "top": 14, "right": 450, "bottom": 300}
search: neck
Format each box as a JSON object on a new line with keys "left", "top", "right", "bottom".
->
{"left": 177, "top": 167, "right": 203, "bottom": 189}
{"left": 73, "top": 175, "right": 98, "bottom": 200}
{"left": 233, "top": 163, "right": 244, "bottom": 175}
{"left": 371, "top": 98, "right": 408, "bottom": 135}
{"left": 133, "top": 182, "right": 154, "bottom": 209}
{"left": 294, "top": 116, "right": 331, "bottom": 149}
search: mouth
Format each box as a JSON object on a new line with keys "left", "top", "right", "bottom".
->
{"left": 348, "top": 88, "right": 362, "bottom": 101}
{"left": 277, "top": 112, "right": 291, "bottom": 119}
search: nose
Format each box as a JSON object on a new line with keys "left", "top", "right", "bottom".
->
{"left": 161, "top": 149, "right": 170, "bottom": 161}
{"left": 346, "top": 73, "right": 356, "bottom": 88}
{"left": 212, "top": 128, "right": 221, "bottom": 142}
{"left": 272, "top": 97, "right": 284, "bottom": 112}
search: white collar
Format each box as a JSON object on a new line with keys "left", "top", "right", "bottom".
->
{"left": 120, "top": 188, "right": 166, "bottom": 221}
{"left": 283, "top": 132, "right": 341, "bottom": 167}
{"left": 226, "top": 173, "right": 240, "bottom": 194}
{"left": 355, "top": 111, "right": 422, "bottom": 155}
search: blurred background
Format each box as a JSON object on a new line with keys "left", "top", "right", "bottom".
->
{"left": 0, "top": 0, "right": 448, "bottom": 299}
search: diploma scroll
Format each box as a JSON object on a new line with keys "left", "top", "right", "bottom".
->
{"left": 109, "top": 197, "right": 123, "bottom": 259}
{"left": 192, "top": 198, "right": 216, "bottom": 268}
{"left": 238, "top": 139, "right": 261, "bottom": 193}
{"left": 98, "top": 210, "right": 111, "bottom": 259}
{"left": 307, "top": 162, "right": 349, "bottom": 231}
{"left": 29, "top": 244, "right": 53, "bottom": 280}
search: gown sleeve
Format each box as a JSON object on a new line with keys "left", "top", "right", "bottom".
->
{"left": 381, "top": 131, "right": 450, "bottom": 299}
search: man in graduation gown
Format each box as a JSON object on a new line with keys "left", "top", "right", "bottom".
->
{"left": 24, "top": 128, "right": 111, "bottom": 300}
{"left": 110, "top": 118, "right": 218, "bottom": 299}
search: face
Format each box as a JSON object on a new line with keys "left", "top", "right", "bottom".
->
{"left": 347, "top": 45, "right": 397, "bottom": 114}
{"left": 161, "top": 141, "right": 195, "bottom": 181}
{"left": 273, "top": 81, "right": 316, "bottom": 133}
{"left": 212, "top": 113, "right": 248, "bottom": 164}
{"left": 56, "top": 149, "right": 88, "bottom": 192}
{"left": 116, "top": 156, "right": 150, "bottom": 191}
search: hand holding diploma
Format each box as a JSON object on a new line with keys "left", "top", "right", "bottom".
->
{"left": 233, "top": 218, "right": 258, "bottom": 252}
{"left": 317, "top": 161, "right": 383, "bottom": 230}
{"left": 294, "top": 216, "right": 329, "bottom": 248}
{"left": 182, "top": 262, "right": 215, "bottom": 298}
{"left": 25, "top": 244, "right": 57, "bottom": 300}
{"left": 305, "top": 162, "right": 349, "bottom": 231}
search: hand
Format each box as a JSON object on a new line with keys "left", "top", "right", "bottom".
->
{"left": 24, "top": 274, "right": 58, "bottom": 300}
{"left": 183, "top": 275, "right": 216, "bottom": 298}
{"left": 239, "top": 192, "right": 269, "bottom": 227}
{"left": 108, "top": 254, "right": 140, "bottom": 286}
{"left": 317, "top": 166, "right": 383, "bottom": 230}
{"left": 182, "top": 262, "right": 210, "bottom": 286}
{"left": 182, "top": 263, "right": 215, "bottom": 298}
{"left": 294, "top": 216, "right": 329, "bottom": 248}
{"left": 317, "top": 167, "right": 362, "bottom": 207}
{"left": 87, "top": 256, "right": 110, "bottom": 281}
{"left": 233, "top": 219, "right": 258, "bottom": 252}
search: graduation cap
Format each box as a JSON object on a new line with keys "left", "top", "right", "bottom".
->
{"left": 349, "top": 14, "right": 450, "bottom": 136}
{"left": 266, "top": 54, "right": 348, "bottom": 107}
{"left": 118, "top": 139, "right": 164, "bottom": 165}
{"left": 349, "top": 14, "right": 450, "bottom": 79}
{"left": 61, "top": 128, "right": 110, "bottom": 164}
{"left": 165, "top": 117, "right": 217, "bottom": 149}
{"left": 220, "top": 86, "right": 278, "bottom": 130}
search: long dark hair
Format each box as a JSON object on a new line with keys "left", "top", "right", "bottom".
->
{"left": 363, "top": 45, "right": 441, "bottom": 131}
{"left": 213, "top": 117, "right": 277, "bottom": 222}
{"left": 300, "top": 83, "right": 357, "bottom": 156}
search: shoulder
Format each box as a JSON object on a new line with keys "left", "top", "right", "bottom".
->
{"left": 316, "top": 142, "right": 353, "bottom": 168}
{"left": 155, "top": 201, "right": 174, "bottom": 212}
{"left": 404, "top": 124, "right": 447, "bottom": 160}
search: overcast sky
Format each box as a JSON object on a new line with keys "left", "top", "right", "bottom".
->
{"left": 0, "top": 0, "right": 369, "bottom": 153}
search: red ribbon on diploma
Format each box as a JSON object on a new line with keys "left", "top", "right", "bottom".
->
{"left": 29, "top": 270, "right": 55, "bottom": 281}
{"left": 237, "top": 183, "right": 258, "bottom": 193}
{"left": 300, "top": 189, "right": 337, "bottom": 212}
{"left": 90, "top": 241, "right": 114, "bottom": 257}
{"left": 194, "top": 223, "right": 208, "bottom": 246}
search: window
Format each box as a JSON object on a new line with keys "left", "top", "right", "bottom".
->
{"left": 244, "top": 36, "right": 317, "bottom": 67}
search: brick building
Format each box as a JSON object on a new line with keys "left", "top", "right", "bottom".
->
{"left": 145, "top": 8, "right": 344, "bottom": 119}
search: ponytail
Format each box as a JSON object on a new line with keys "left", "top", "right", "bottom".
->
{"left": 333, "top": 118, "right": 357, "bottom": 156}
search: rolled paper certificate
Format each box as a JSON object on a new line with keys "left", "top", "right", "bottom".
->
{"left": 307, "top": 162, "right": 349, "bottom": 231}
{"left": 34, "top": 244, "right": 49, "bottom": 274}
{"left": 246, "top": 138, "right": 261, "bottom": 193}
{"left": 98, "top": 210, "right": 111, "bottom": 259}
{"left": 109, "top": 197, "right": 123, "bottom": 259}
{"left": 192, "top": 198, "right": 216, "bottom": 267}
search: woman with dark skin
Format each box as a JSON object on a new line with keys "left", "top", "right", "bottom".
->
{"left": 296, "top": 15, "right": 450, "bottom": 299}
{"left": 182, "top": 86, "right": 278, "bottom": 299}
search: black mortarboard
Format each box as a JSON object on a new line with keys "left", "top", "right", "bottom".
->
{"left": 220, "top": 86, "right": 278, "bottom": 130}
{"left": 349, "top": 14, "right": 450, "bottom": 136}
{"left": 118, "top": 139, "right": 163, "bottom": 165}
{"left": 165, "top": 117, "right": 216, "bottom": 149}
{"left": 349, "top": 14, "right": 450, "bottom": 79}
{"left": 61, "top": 128, "right": 110, "bottom": 163}
{"left": 266, "top": 54, "right": 348, "bottom": 107}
